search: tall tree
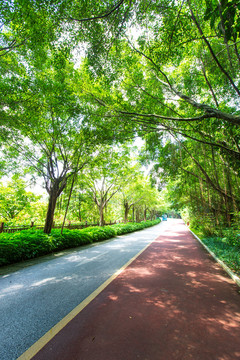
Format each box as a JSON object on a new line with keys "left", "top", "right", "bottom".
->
{"left": 121, "top": 172, "right": 160, "bottom": 223}
{"left": 84, "top": 145, "right": 133, "bottom": 226}
{"left": 80, "top": 0, "right": 240, "bottom": 171}
{"left": 1, "top": 51, "right": 103, "bottom": 233}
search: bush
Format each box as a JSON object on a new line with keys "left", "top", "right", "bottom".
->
{"left": 0, "top": 219, "right": 161, "bottom": 266}
{"left": 220, "top": 228, "right": 240, "bottom": 247}
{"left": 0, "top": 229, "right": 55, "bottom": 266}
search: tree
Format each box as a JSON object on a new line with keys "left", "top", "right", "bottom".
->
{"left": 0, "top": 1, "right": 142, "bottom": 232}
{"left": 1, "top": 0, "right": 239, "bottom": 232}
{"left": 0, "top": 176, "right": 38, "bottom": 222}
{"left": 83, "top": 145, "right": 134, "bottom": 226}
{"left": 145, "top": 133, "right": 240, "bottom": 230}
{"left": 75, "top": 0, "right": 240, "bottom": 228}
{"left": 121, "top": 171, "right": 159, "bottom": 222}
{"left": 78, "top": 1, "right": 240, "bottom": 171}
{"left": 54, "top": 177, "right": 98, "bottom": 223}
{"left": 122, "top": 178, "right": 145, "bottom": 223}
{"left": 1, "top": 51, "right": 104, "bottom": 234}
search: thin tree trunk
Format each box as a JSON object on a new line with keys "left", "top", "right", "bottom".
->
{"left": 136, "top": 209, "right": 140, "bottom": 223}
{"left": 222, "top": 169, "right": 231, "bottom": 227}
{"left": 61, "top": 175, "right": 76, "bottom": 234}
{"left": 144, "top": 205, "right": 147, "bottom": 221}
{"left": 78, "top": 203, "right": 82, "bottom": 222}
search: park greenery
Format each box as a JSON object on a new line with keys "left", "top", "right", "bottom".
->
{"left": 0, "top": 1, "right": 240, "bottom": 268}
{"left": 0, "top": 219, "right": 161, "bottom": 266}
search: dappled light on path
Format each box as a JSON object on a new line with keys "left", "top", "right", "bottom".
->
{"left": 33, "top": 220, "right": 240, "bottom": 360}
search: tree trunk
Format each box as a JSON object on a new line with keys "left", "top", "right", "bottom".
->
{"left": 150, "top": 211, "right": 153, "bottom": 220}
{"left": 61, "top": 175, "right": 76, "bottom": 235}
{"left": 78, "top": 205, "right": 82, "bottom": 222}
{"left": 99, "top": 205, "right": 105, "bottom": 226}
{"left": 136, "top": 209, "right": 140, "bottom": 223}
{"left": 223, "top": 173, "right": 231, "bottom": 227}
{"left": 44, "top": 190, "right": 59, "bottom": 234}
{"left": 124, "top": 202, "right": 130, "bottom": 223}
{"left": 44, "top": 178, "right": 67, "bottom": 234}
{"left": 144, "top": 205, "right": 147, "bottom": 221}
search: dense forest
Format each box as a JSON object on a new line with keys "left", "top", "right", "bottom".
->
{"left": 0, "top": 0, "right": 240, "bottom": 237}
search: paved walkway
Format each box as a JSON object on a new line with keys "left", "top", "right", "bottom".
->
{"left": 31, "top": 220, "right": 240, "bottom": 360}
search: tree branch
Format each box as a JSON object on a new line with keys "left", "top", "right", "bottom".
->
{"left": 64, "top": 0, "right": 125, "bottom": 23}
{"left": 187, "top": 0, "right": 240, "bottom": 96}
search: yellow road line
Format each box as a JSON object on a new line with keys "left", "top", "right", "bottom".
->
{"left": 17, "top": 240, "right": 153, "bottom": 360}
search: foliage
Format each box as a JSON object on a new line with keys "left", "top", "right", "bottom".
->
{"left": 213, "top": 228, "right": 240, "bottom": 248}
{"left": 120, "top": 168, "right": 162, "bottom": 222}
{"left": 0, "top": 219, "right": 160, "bottom": 266}
{"left": 0, "top": 230, "right": 55, "bottom": 266}
{"left": 1, "top": 0, "right": 239, "bottom": 240}
{"left": 74, "top": 0, "right": 240, "bottom": 234}
{"left": 201, "top": 236, "right": 240, "bottom": 277}
{"left": 144, "top": 134, "right": 240, "bottom": 234}
{"left": 0, "top": 176, "right": 39, "bottom": 221}
{"left": 1, "top": 47, "right": 113, "bottom": 233}
{"left": 83, "top": 145, "right": 134, "bottom": 226}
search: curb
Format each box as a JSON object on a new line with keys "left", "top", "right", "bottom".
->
{"left": 189, "top": 228, "right": 240, "bottom": 288}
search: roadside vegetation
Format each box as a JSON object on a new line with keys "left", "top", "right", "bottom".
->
{"left": 201, "top": 236, "right": 240, "bottom": 277}
{"left": 0, "top": 1, "right": 240, "bottom": 272}
{"left": 0, "top": 219, "right": 160, "bottom": 266}
{"left": 189, "top": 225, "right": 240, "bottom": 277}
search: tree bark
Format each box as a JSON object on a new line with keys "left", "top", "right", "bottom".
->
{"left": 124, "top": 203, "right": 130, "bottom": 223}
{"left": 44, "top": 178, "right": 67, "bottom": 234}
{"left": 144, "top": 205, "right": 147, "bottom": 221}
{"left": 44, "top": 189, "right": 59, "bottom": 234}
{"left": 78, "top": 203, "right": 82, "bottom": 222}
{"left": 136, "top": 209, "right": 140, "bottom": 222}
{"left": 99, "top": 205, "right": 105, "bottom": 227}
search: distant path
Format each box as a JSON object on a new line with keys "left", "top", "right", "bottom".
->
{"left": 0, "top": 222, "right": 165, "bottom": 360}
{"left": 29, "top": 220, "right": 240, "bottom": 360}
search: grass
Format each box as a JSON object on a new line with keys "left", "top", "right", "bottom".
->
{"left": 0, "top": 219, "right": 161, "bottom": 267}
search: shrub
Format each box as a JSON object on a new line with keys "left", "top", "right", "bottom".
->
{"left": 0, "top": 229, "right": 54, "bottom": 265}
{"left": 220, "top": 228, "right": 240, "bottom": 247}
{"left": 52, "top": 229, "right": 93, "bottom": 249}
{"left": 0, "top": 219, "right": 160, "bottom": 266}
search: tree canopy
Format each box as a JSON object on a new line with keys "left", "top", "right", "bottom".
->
{"left": 1, "top": 0, "right": 239, "bottom": 233}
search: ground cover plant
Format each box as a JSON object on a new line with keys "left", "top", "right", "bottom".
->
{"left": 201, "top": 236, "right": 240, "bottom": 277}
{"left": 191, "top": 226, "right": 240, "bottom": 278}
{"left": 0, "top": 219, "right": 160, "bottom": 266}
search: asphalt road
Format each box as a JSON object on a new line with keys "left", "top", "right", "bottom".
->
{"left": 0, "top": 222, "right": 165, "bottom": 360}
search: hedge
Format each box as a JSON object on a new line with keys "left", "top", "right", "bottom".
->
{"left": 0, "top": 219, "right": 161, "bottom": 266}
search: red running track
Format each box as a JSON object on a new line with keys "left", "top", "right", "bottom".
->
{"left": 33, "top": 220, "right": 240, "bottom": 360}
